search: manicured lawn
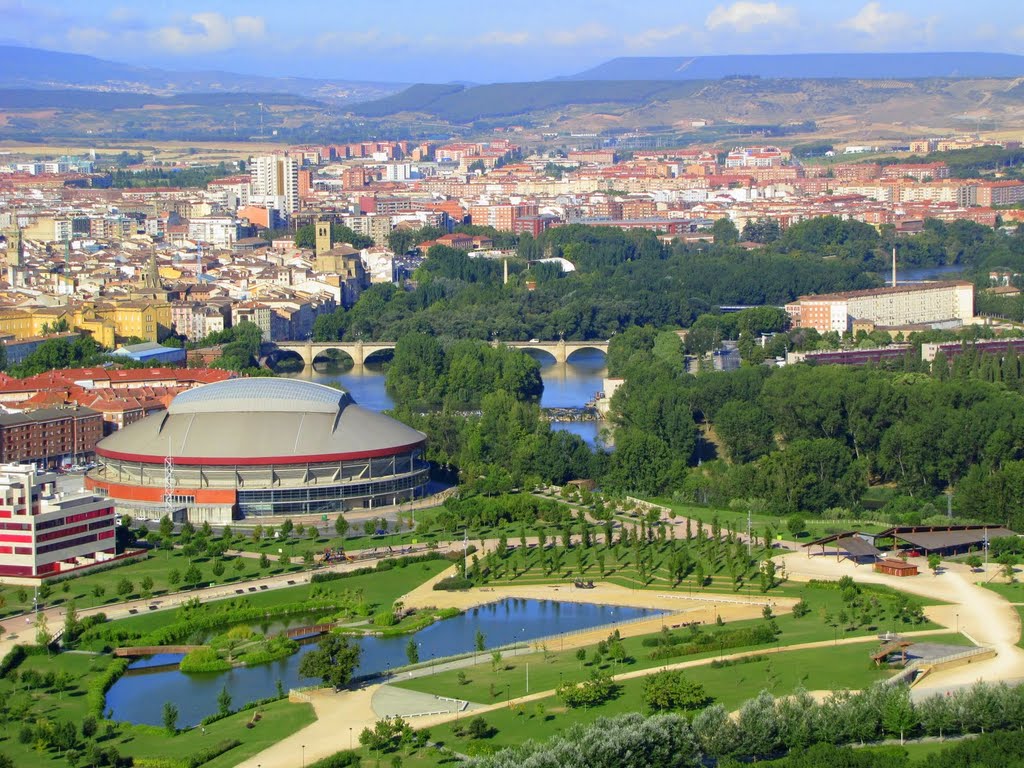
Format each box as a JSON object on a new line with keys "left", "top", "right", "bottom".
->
{"left": 127, "top": 698, "right": 316, "bottom": 768}
{"left": 423, "top": 642, "right": 898, "bottom": 757}
{"left": 0, "top": 650, "right": 113, "bottom": 724}
{"left": 84, "top": 559, "right": 452, "bottom": 638}
{"left": 0, "top": 549, "right": 307, "bottom": 620}
{"left": 395, "top": 583, "right": 942, "bottom": 705}
{"left": 644, "top": 497, "right": 889, "bottom": 542}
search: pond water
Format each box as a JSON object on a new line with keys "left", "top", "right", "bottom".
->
{"left": 106, "top": 598, "right": 661, "bottom": 727}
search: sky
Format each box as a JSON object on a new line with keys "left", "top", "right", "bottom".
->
{"left": 1, "top": 0, "right": 1023, "bottom": 83}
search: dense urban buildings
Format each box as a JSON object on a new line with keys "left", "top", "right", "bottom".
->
{"left": 85, "top": 378, "right": 430, "bottom": 523}
{"left": 0, "top": 463, "right": 116, "bottom": 578}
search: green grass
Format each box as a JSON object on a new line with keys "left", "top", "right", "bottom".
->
{"left": 85, "top": 559, "right": 452, "bottom": 638}
{"left": 394, "top": 582, "right": 941, "bottom": 705}
{"left": 423, "top": 642, "right": 899, "bottom": 757}
{"left": 644, "top": 498, "right": 889, "bottom": 541}
{"left": 0, "top": 549, "right": 308, "bottom": 620}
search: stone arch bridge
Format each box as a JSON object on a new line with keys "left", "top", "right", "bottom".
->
{"left": 268, "top": 339, "right": 609, "bottom": 367}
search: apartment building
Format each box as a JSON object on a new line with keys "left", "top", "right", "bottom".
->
{"left": 249, "top": 154, "right": 299, "bottom": 217}
{"left": 786, "top": 281, "right": 975, "bottom": 334}
{"left": 0, "top": 406, "right": 104, "bottom": 467}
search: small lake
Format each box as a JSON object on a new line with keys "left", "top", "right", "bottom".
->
{"left": 106, "top": 598, "right": 661, "bottom": 727}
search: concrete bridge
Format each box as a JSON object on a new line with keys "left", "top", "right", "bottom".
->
{"left": 269, "top": 339, "right": 609, "bottom": 367}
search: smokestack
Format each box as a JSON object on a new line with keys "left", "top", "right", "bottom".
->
{"left": 892, "top": 246, "right": 897, "bottom": 288}
{"left": 503, "top": 258, "right": 508, "bottom": 285}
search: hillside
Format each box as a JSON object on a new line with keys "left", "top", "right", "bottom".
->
{"left": 349, "top": 76, "right": 1024, "bottom": 136}
{"left": 565, "top": 52, "right": 1024, "bottom": 81}
{"left": 0, "top": 45, "right": 403, "bottom": 104}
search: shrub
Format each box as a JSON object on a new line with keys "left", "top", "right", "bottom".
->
{"left": 307, "top": 751, "right": 361, "bottom": 768}
{"left": 183, "top": 738, "right": 242, "bottom": 768}
{"left": 180, "top": 647, "right": 230, "bottom": 673}
{"left": 433, "top": 575, "right": 474, "bottom": 591}
{"left": 373, "top": 611, "right": 398, "bottom": 627}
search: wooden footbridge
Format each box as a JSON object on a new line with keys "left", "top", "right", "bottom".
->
{"left": 113, "top": 645, "right": 206, "bottom": 657}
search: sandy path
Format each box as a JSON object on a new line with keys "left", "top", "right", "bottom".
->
{"left": 779, "top": 552, "right": 1024, "bottom": 690}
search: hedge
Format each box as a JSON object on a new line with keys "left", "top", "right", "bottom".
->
{"left": 433, "top": 575, "right": 473, "bottom": 591}
{"left": 307, "top": 750, "right": 361, "bottom": 768}
{"left": 183, "top": 738, "right": 242, "bottom": 768}
{"left": 647, "top": 624, "right": 777, "bottom": 661}
{"left": 87, "top": 658, "right": 129, "bottom": 718}
{"left": 310, "top": 551, "right": 450, "bottom": 584}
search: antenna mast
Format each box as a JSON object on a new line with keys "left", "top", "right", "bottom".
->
{"left": 164, "top": 436, "right": 175, "bottom": 521}
{"left": 891, "top": 246, "right": 897, "bottom": 288}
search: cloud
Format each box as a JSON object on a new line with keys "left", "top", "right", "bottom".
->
{"left": 474, "top": 30, "right": 531, "bottom": 46}
{"left": 626, "top": 24, "right": 693, "bottom": 50}
{"left": 150, "top": 12, "right": 266, "bottom": 54}
{"left": 706, "top": 2, "right": 797, "bottom": 33}
{"left": 840, "top": 2, "right": 906, "bottom": 36}
{"left": 840, "top": 3, "right": 937, "bottom": 43}
{"left": 546, "top": 23, "right": 610, "bottom": 47}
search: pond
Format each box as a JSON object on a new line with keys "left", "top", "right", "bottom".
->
{"left": 105, "top": 598, "right": 662, "bottom": 727}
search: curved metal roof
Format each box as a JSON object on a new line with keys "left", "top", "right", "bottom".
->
{"left": 169, "top": 378, "right": 350, "bottom": 415}
{"left": 97, "top": 377, "right": 425, "bottom": 465}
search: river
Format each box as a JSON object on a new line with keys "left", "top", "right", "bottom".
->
{"left": 106, "top": 598, "right": 662, "bottom": 727}
{"left": 283, "top": 348, "right": 610, "bottom": 449}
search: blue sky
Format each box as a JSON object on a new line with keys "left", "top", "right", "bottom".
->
{"left": 1, "top": 0, "right": 1022, "bottom": 83}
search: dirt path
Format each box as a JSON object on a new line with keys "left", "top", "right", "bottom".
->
{"left": 779, "top": 552, "right": 1024, "bottom": 690}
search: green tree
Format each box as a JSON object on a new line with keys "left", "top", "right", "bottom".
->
{"left": 406, "top": 639, "right": 419, "bottom": 665}
{"left": 298, "top": 634, "right": 361, "bottom": 691}
{"left": 183, "top": 564, "right": 202, "bottom": 587}
{"left": 642, "top": 670, "right": 710, "bottom": 712}
{"left": 162, "top": 702, "right": 178, "bottom": 734}
{"left": 217, "top": 685, "right": 232, "bottom": 717}
{"left": 334, "top": 515, "right": 349, "bottom": 538}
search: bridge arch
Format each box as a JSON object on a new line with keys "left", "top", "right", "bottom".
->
{"left": 362, "top": 346, "right": 395, "bottom": 366}
{"left": 521, "top": 347, "right": 559, "bottom": 365}
{"left": 565, "top": 345, "right": 608, "bottom": 364}
{"left": 266, "top": 349, "right": 306, "bottom": 373}
{"left": 312, "top": 347, "right": 355, "bottom": 369}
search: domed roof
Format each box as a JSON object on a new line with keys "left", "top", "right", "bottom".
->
{"left": 96, "top": 377, "right": 425, "bottom": 465}
{"left": 169, "top": 378, "right": 350, "bottom": 415}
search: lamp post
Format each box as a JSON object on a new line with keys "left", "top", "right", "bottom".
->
{"left": 349, "top": 727, "right": 352, "bottom": 750}
{"left": 506, "top": 683, "right": 511, "bottom": 708}
{"left": 956, "top": 613, "right": 960, "bottom": 633}
{"left": 302, "top": 745, "right": 305, "bottom": 768}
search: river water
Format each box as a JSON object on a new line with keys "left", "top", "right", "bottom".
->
{"left": 106, "top": 598, "right": 661, "bottom": 727}
{"left": 283, "top": 348, "right": 610, "bottom": 448}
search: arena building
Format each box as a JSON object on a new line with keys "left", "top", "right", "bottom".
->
{"left": 84, "top": 378, "right": 429, "bottom": 523}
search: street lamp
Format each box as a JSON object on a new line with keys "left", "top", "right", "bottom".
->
{"left": 302, "top": 744, "right": 305, "bottom": 768}
{"left": 956, "top": 613, "right": 960, "bottom": 633}
{"left": 349, "top": 727, "right": 353, "bottom": 750}
{"left": 506, "top": 683, "right": 511, "bottom": 708}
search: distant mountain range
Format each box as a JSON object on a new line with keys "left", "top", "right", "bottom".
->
{"left": 0, "top": 45, "right": 404, "bottom": 104}
{"left": 564, "top": 52, "right": 1024, "bottom": 81}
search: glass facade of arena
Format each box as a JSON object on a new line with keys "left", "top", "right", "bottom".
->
{"left": 93, "top": 447, "right": 429, "bottom": 518}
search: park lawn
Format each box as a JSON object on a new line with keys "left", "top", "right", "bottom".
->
{"left": 0, "top": 650, "right": 114, "bottom": 724}
{"left": 123, "top": 698, "right": 316, "bottom": 768}
{"left": 644, "top": 498, "right": 888, "bottom": 542}
{"left": 0, "top": 549, "right": 306, "bottom": 620}
{"left": 423, "top": 642, "right": 897, "bottom": 757}
{"left": 89, "top": 559, "right": 452, "bottom": 637}
{"left": 395, "top": 585, "right": 943, "bottom": 705}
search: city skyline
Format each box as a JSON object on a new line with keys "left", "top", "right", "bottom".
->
{"left": 1, "top": 0, "right": 1022, "bottom": 83}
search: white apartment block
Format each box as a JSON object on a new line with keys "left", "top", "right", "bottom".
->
{"left": 249, "top": 154, "right": 299, "bottom": 216}
{"left": 0, "top": 464, "right": 116, "bottom": 578}
{"left": 188, "top": 216, "right": 240, "bottom": 248}
{"left": 786, "top": 281, "right": 975, "bottom": 334}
